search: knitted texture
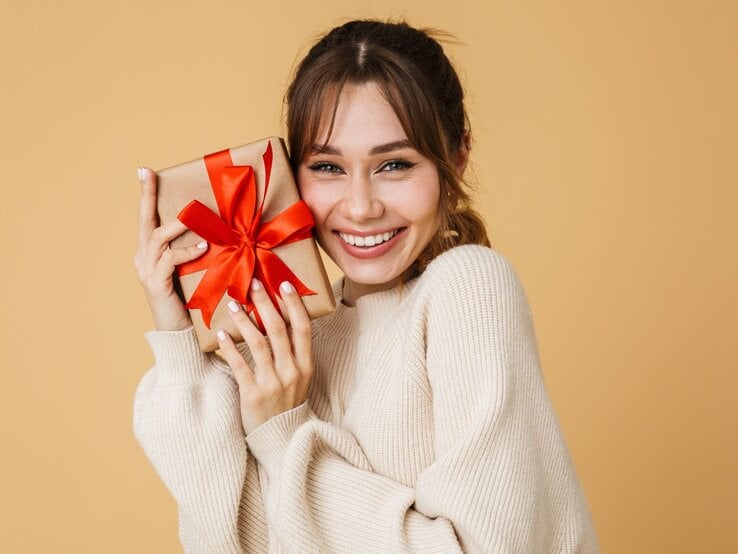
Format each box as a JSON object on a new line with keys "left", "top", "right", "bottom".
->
{"left": 133, "top": 245, "right": 599, "bottom": 553}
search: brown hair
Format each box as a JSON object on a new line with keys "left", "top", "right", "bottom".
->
{"left": 286, "top": 19, "right": 490, "bottom": 270}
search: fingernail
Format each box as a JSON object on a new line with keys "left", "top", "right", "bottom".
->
{"left": 197, "top": 241, "right": 207, "bottom": 249}
{"left": 280, "top": 281, "right": 294, "bottom": 294}
{"left": 139, "top": 167, "right": 148, "bottom": 182}
{"left": 227, "top": 300, "right": 240, "bottom": 313}
{"left": 251, "top": 278, "right": 262, "bottom": 291}
{"left": 137, "top": 167, "right": 142, "bottom": 182}
{"left": 217, "top": 330, "right": 227, "bottom": 341}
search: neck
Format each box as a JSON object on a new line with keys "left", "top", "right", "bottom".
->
{"left": 341, "top": 264, "right": 420, "bottom": 307}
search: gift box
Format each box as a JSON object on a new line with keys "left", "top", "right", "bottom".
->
{"left": 156, "top": 136, "right": 335, "bottom": 352}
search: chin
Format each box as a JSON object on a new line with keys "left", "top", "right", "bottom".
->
{"left": 342, "top": 265, "right": 402, "bottom": 287}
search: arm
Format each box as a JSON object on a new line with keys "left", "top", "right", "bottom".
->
{"left": 245, "top": 404, "right": 461, "bottom": 552}
{"left": 418, "top": 247, "right": 598, "bottom": 551}
{"left": 132, "top": 167, "right": 270, "bottom": 552}
{"left": 243, "top": 246, "right": 598, "bottom": 552}
{"left": 133, "top": 327, "right": 269, "bottom": 553}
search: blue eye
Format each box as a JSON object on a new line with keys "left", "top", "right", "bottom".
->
{"left": 308, "top": 162, "right": 343, "bottom": 174}
{"left": 380, "top": 160, "right": 415, "bottom": 172}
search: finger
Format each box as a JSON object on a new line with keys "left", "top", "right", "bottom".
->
{"left": 279, "top": 281, "right": 312, "bottom": 372}
{"left": 137, "top": 167, "right": 159, "bottom": 248}
{"left": 146, "top": 242, "right": 208, "bottom": 289}
{"left": 147, "top": 218, "right": 193, "bottom": 257}
{"left": 248, "top": 278, "right": 293, "bottom": 362}
{"left": 153, "top": 241, "right": 208, "bottom": 272}
{"left": 139, "top": 219, "right": 196, "bottom": 277}
{"left": 247, "top": 279, "right": 305, "bottom": 390}
{"left": 226, "top": 299, "right": 279, "bottom": 382}
{"left": 216, "top": 329, "right": 256, "bottom": 390}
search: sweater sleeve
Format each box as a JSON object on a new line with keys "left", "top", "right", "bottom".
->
{"left": 418, "top": 246, "right": 598, "bottom": 551}
{"left": 244, "top": 246, "right": 598, "bottom": 552}
{"left": 245, "top": 403, "right": 460, "bottom": 552}
{"left": 132, "top": 327, "right": 270, "bottom": 553}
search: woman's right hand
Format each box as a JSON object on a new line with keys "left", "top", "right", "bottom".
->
{"left": 134, "top": 167, "right": 209, "bottom": 331}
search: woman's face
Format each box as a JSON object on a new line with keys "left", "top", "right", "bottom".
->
{"left": 297, "top": 81, "right": 441, "bottom": 306}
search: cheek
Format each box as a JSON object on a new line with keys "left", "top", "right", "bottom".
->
{"left": 297, "top": 180, "right": 331, "bottom": 230}
{"left": 402, "top": 176, "right": 442, "bottom": 228}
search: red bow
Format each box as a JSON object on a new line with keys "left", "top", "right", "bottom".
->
{"left": 176, "top": 141, "right": 316, "bottom": 329}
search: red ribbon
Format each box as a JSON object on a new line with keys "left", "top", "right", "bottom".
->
{"left": 176, "top": 141, "right": 316, "bottom": 329}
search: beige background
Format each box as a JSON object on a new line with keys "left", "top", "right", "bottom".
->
{"left": 1, "top": 0, "right": 735, "bottom": 552}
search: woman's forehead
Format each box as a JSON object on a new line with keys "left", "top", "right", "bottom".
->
{"left": 312, "top": 82, "right": 411, "bottom": 149}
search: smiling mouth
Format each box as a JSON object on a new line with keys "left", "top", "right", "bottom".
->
{"left": 337, "top": 229, "right": 402, "bottom": 247}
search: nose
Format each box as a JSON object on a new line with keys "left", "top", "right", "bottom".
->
{"left": 339, "top": 172, "right": 384, "bottom": 222}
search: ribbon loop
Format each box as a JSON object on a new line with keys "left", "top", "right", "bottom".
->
{"left": 178, "top": 200, "right": 241, "bottom": 246}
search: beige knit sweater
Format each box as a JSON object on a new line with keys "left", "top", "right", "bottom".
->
{"left": 133, "top": 245, "right": 598, "bottom": 553}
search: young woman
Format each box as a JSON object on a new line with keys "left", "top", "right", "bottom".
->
{"left": 134, "top": 20, "right": 598, "bottom": 552}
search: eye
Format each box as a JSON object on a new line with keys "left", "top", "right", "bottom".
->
{"left": 308, "top": 162, "right": 344, "bottom": 174}
{"left": 379, "top": 159, "right": 416, "bottom": 172}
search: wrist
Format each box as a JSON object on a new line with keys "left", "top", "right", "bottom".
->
{"left": 148, "top": 293, "right": 193, "bottom": 331}
{"left": 153, "top": 311, "right": 193, "bottom": 331}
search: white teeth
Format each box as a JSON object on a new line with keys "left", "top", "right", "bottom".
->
{"left": 339, "top": 229, "right": 399, "bottom": 247}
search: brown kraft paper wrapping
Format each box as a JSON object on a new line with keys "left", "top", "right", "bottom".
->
{"left": 156, "top": 136, "right": 335, "bottom": 352}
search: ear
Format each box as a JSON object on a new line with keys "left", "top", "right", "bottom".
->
{"left": 454, "top": 131, "right": 471, "bottom": 174}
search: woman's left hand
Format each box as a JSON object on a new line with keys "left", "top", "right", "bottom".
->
{"left": 217, "top": 278, "right": 313, "bottom": 436}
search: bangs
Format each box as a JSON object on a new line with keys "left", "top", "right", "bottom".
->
{"left": 287, "top": 44, "right": 449, "bottom": 169}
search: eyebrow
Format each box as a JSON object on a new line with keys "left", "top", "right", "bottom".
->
{"left": 309, "top": 139, "right": 414, "bottom": 156}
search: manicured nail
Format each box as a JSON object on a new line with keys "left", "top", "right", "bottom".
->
{"left": 137, "top": 167, "right": 143, "bottom": 182}
{"left": 139, "top": 167, "right": 148, "bottom": 182}
{"left": 251, "top": 278, "right": 262, "bottom": 291}
{"left": 280, "top": 281, "right": 294, "bottom": 294}
{"left": 197, "top": 241, "right": 207, "bottom": 249}
{"left": 227, "top": 301, "right": 240, "bottom": 313}
{"left": 217, "top": 330, "right": 227, "bottom": 341}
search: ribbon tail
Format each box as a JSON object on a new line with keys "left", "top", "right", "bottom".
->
{"left": 256, "top": 249, "right": 317, "bottom": 304}
{"left": 226, "top": 248, "right": 256, "bottom": 305}
{"left": 185, "top": 250, "right": 239, "bottom": 328}
{"left": 250, "top": 141, "right": 274, "bottom": 237}
{"left": 263, "top": 141, "right": 273, "bottom": 191}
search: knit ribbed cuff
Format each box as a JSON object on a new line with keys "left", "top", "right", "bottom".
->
{"left": 245, "top": 402, "right": 316, "bottom": 471}
{"left": 144, "top": 327, "right": 208, "bottom": 382}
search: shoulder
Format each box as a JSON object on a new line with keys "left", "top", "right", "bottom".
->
{"left": 411, "top": 244, "right": 534, "bottom": 339}
{"left": 419, "top": 244, "right": 525, "bottom": 303}
{"left": 425, "top": 243, "right": 516, "bottom": 275}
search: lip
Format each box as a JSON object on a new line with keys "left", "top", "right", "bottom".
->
{"left": 334, "top": 227, "right": 402, "bottom": 237}
{"left": 333, "top": 227, "right": 406, "bottom": 259}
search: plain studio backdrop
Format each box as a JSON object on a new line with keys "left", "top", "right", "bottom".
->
{"left": 1, "top": 1, "right": 736, "bottom": 552}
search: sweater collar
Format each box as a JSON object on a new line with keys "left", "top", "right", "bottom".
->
{"left": 312, "top": 276, "right": 421, "bottom": 339}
